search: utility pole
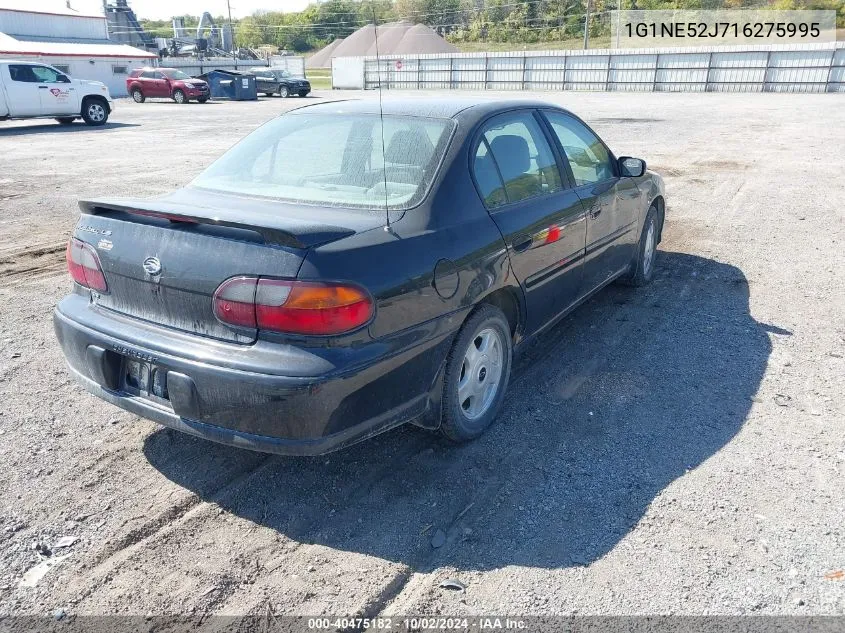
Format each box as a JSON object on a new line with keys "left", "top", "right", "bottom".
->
{"left": 583, "top": 0, "right": 590, "bottom": 49}
{"left": 227, "top": 0, "right": 237, "bottom": 68}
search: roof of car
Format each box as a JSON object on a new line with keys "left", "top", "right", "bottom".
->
{"left": 288, "top": 97, "right": 567, "bottom": 121}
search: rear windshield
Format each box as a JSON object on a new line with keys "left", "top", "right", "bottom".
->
{"left": 191, "top": 113, "right": 454, "bottom": 210}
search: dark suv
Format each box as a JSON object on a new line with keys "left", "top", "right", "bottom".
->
{"left": 250, "top": 68, "right": 310, "bottom": 98}
{"left": 126, "top": 68, "right": 210, "bottom": 104}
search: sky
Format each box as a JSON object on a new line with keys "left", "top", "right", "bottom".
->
{"left": 2, "top": 0, "right": 311, "bottom": 20}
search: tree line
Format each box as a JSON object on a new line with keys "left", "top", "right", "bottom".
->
{"left": 139, "top": 0, "right": 844, "bottom": 53}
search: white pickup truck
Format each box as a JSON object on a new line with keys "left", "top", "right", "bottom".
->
{"left": 0, "top": 60, "right": 114, "bottom": 126}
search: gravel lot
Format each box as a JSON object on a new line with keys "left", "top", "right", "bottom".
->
{"left": 1, "top": 90, "right": 843, "bottom": 622}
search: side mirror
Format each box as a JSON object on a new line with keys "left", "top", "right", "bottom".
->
{"left": 619, "top": 156, "right": 646, "bottom": 178}
{"left": 57, "top": 74, "right": 71, "bottom": 83}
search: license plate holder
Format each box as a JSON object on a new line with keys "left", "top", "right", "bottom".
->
{"left": 122, "top": 358, "right": 170, "bottom": 403}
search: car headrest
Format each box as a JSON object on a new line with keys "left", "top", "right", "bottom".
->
{"left": 490, "top": 135, "right": 531, "bottom": 180}
{"left": 385, "top": 129, "right": 434, "bottom": 167}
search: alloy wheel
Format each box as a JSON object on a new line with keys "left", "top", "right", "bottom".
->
{"left": 87, "top": 103, "right": 105, "bottom": 122}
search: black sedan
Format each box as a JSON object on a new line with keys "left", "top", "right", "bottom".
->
{"left": 250, "top": 67, "right": 310, "bottom": 98}
{"left": 54, "top": 98, "right": 665, "bottom": 455}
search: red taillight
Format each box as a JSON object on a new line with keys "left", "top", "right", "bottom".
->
{"left": 66, "top": 237, "right": 108, "bottom": 292}
{"left": 213, "top": 277, "right": 373, "bottom": 336}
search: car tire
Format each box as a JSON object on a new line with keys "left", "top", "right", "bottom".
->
{"left": 172, "top": 89, "right": 187, "bottom": 104}
{"left": 622, "top": 205, "right": 659, "bottom": 287}
{"left": 440, "top": 304, "right": 512, "bottom": 443}
{"left": 298, "top": 91, "right": 309, "bottom": 97}
{"left": 55, "top": 117, "right": 76, "bottom": 125}
{"left": 264, "top": 92, "right": 274, "bottom": 97}
{"left": 279, "top": 85, "right": 289, "bottom": 98}
{"left": 81, "top": 98, "right": 109, "bottom": 126}
{"left": 131, "top": 88, "right": 145, "bottom": 103}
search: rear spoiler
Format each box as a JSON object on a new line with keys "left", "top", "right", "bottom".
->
{"left": 79, "top": 198, "right": 355, "bottom": 250}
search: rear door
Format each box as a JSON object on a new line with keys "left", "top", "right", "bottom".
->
{"left": 31, "top": 65, "right": 78, "bottom": 115}
{"left": 542, "top": 110, "right": 639, "bottom": 293}
{"left": 472, "top": 109, "right": 587, "bottom": 334}
{"left": 3, "top": 64, "right": 43, "bottom": 116}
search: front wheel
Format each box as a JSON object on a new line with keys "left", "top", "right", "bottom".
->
{"left": 131, "top": 88, "right": 145, "bottom": 103}
{"left": 622, "top": 205, "right": 659, "bottom": 287}
{"left": 279, "top": 85, "right": 289, "bottom": 98}
{"left": 440, "top": 305, "right": 512, "bottom": 443}
{"left": 172, "top": 89, "right": 187, "bottom": 104}
{"left": 81, "top": 99, "right": 108, "bottom": 126}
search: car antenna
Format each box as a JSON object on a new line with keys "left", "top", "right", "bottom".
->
{"left": 371, "top": 4, "right": 393, "bottom": 234}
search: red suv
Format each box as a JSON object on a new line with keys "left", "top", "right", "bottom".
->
{"left": 126, "top": 68, "right": 210, "bottom": 104}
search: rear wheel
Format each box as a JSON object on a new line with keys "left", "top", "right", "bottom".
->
{"left": 622, "top": 205, "right": 659, "bottom": 286}
{"left": 440, "top": 305, "right": 512, "bottom": 443}
{"left": 55, "top": 117, "right": 76, "bottom": 125}
{"left": 172, "top": 89, "right": 187, "bottom": 104}
{"left": 131, "top": 88, "right": 145, "bottom": 103}
{"left": 279, "top": 85, "right": 289, "bottom": 98}
{"left": 81, "top": 98, "right": 108, "bottom": 126}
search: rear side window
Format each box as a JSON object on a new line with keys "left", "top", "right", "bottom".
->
{"left": 191, "top": 113, "right": 454, "bottom": 211}
{"left": 474, "top": 111, "right": 562, "bottom": 208}
{"left": 473, "top": 142, "right": 507, "bottom": 209}
{"left": 9, "top": 64, "right": 38, "bottom": 82}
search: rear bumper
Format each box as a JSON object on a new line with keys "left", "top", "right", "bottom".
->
{"left": 54, "top": 294, "right": 457, "bottom": 455}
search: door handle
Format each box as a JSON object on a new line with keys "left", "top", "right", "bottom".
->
{"left": 512, "top": 236, "right": 533, "bottom": 253}
{"left": 38, "top": 85, "right": 48, "bottom": 89}
{"left": 589, "top": 204, "right": 602, "bottom": 219}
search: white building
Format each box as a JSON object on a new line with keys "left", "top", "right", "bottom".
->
{"left": 0, "top": 5, "right": 155, "bottom": 96}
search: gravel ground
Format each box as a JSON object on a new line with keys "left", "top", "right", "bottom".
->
{"left": 0, "top": 90, "right": 843, "bottom": 622}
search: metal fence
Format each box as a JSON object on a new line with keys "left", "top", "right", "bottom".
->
{"left": 356, "top": 43, "right": 845, "bottom": 93}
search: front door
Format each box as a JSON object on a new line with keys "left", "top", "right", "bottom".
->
{"left": 473, "top": 110, "right": 587, "bottom": 334}
{"left": 542, "top": 110, "right": 639, "bottom": 292}
{"left": 31, "top": 65, "right": 78, "bottom": 115}
{"left": 142, "top": 71, "right": 169, "bottom": 97}
{"left": 3, "top": 64, "right": 44, "bottom": 116}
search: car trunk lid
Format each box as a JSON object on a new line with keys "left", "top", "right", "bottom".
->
{"left": 75, "top": 190, "right": 384, "bottom": 343}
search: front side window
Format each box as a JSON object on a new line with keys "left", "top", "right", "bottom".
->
{"left": 161, "top": 69, "right": 191, "bottom": 80}
{"left": 545, "top": 111, "right": 614, "bottom": 186}
{"left": 191, "top": 113, "right": 453, "bottom": 211}
{"left": 31, "top": 65, "right": 62, "bottom": 83}
{"left": 477, "top": 111, "right": 563, "bottom": 207}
